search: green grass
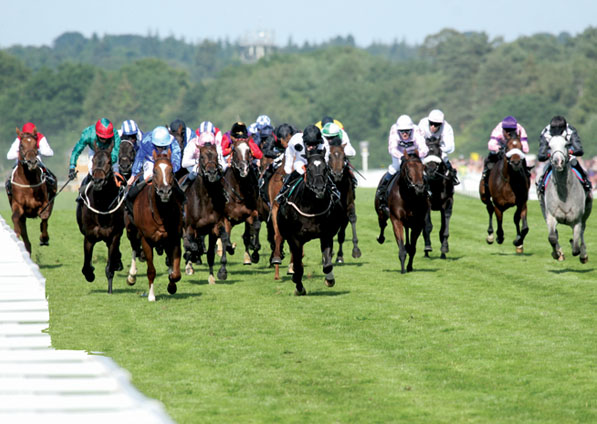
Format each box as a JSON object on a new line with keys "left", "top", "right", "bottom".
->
{"left": 1, "top": 190, "right": 596, "bottom": 423}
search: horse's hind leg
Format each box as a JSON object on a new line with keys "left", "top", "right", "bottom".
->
{"left": 423, "top": 210, "right": 432, "bottom": 257}
{"left": 391, "top": 218, "right": 407, "bottom": 273}
{"left": 127, "top": 250, "right": 137, "bottom": 286}
{"left": 484, "top": 200, "right": 495, "bottom": 244}
{"left": 513, "top": 203, "right": 529, "bottom": 253}
{"left": 348, "top": 206, "right": 361, "bottom": 259}
{"left": 407, "top": 225, "right": 423, "bottom": 272}
{"left": 82, "top": 237, "right": 96, "bottom": 282}
{"left": 39, "top": 218, "right": 49, "bottom": 246}
{"left": 377, "top": 213, "right": 388, "bottom": 245}
{"left": 141, "top": 237, "right": 157, "bottom": 301}
{"left": 579, "top": 222, "right": 588, "bottom": 263}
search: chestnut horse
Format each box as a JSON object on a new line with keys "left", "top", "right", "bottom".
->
{"left": 8, "top": 128, "right": 57, "bottom": 254}
{"left": 182, "top": 143, "right": 231, "bottom": 283}
{"left": 76, "top": 143, "right": 126, "bottom": 293}
{"left": 277, "top": 152, "right": 343, "bottom": 295}
{"left": 130, "top": 151, "right": 183, "bottom": 301}
{"left": 375, "top": 150, "right": 429, "bottom": 273}
{"left": 479, "top": 136, "right": 530, "bottom": 253}
{"left": 222, "top": 138, "right": 262, "bottom": 266}
{"left": 328, "top": 144, "right": 361, "bottom": 263}
{"left": 422, "top": 140, "right": 454, "bottom": 259}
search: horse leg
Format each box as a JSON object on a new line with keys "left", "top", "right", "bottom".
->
{"left": 82, "top": 237, "right": 96, "bottom": 282}
{"left": 207, "top": 233, "right": 217, "bottom": 284}
{"left": 407, "top": 225, "right": 423, "bottom": 272}
{"left": 141, "top": 237, "right": 157, "bottom": 301}
{"left": 348, "top": 205, "right": 361, "bottom": 259}
{"left": 546, "top": 215, "right": 564, "bottom": 261}
{"left": 166, "top": 238, "right": 181, "bottom": 295}
{"left": 377, "top": 212, "right": 388, "bottom": 245}
{"left": 391, "top": 218, "right": 407, "bottom": 273}
{"left": 242, "top": 221, "right": 252, "bottom": 265}
{"left": 105, "top": 234, "right": 122, "bottom": 294}
{"left": 321, "top": 236, "right": 335, "bottom": 287}
{"left": 570, "top": 222, "right": 582, "bottom": 257}
{"left": 423, "top": 210, "right": 432, "bottom": 257}
{"left": 183, "top": 229, "right": 198, "bottom": 275}
{"left": 271, "top": 203, "right": 284, "bottom": 280}
{"left": 127, "top": 249, "right": 137, "bottom": 286}
{"left": 288, "top": 239, "right": 305, "bottom": 295}
{"left": 485, "top": 200, "right": 495, "bottom": 244}
{"left": 12, "top": 207, "right": 32, "bottom": 254}
{"left": 217, "top": 225, "right": 229, "bottom": 281}
{"left": 250, "top": 217, "right": 261, "bottom": 264}
{"left": 579, "top": 220, "right": 588, "bottom": 263}
{"left": 39, "top": 217, "right": 50, "bottom": 246}
{"left": 494, "top": 207, "right": 505, "bottom": 245}
{"left": 224, "top": 219, "right": 236, "bottom": 255}
{"left": 336, "top": 221, "right": 346, "bottom": 264}
{"left": 440, "top": 199, "right": 453, "bottom": 259}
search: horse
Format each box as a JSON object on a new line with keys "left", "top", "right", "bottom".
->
{"left": 117, "top": 138, "right": 137, "bottom": 180}
{"left": 182, "top": 143, "right": 231, "bottom": 283}
{"left": 76, "top": 143, "right": 126, "bottom": 293}
{"left": 8, "top": 128, "right": 57, "bottom": 254}
{"left": 129, "top": 151, "right": 183, "bottom": 301}
{"left": 328, "top": 144, "right": 361, "bottom": 263}
{"left": 277, "top": 151, "right": 343, "bottom": 295}
{"left": 540, "top": 135, "right": 592, "bottom": 262}
{"left": 222, "top": 138, "right": 262, "bottom": 266}
{"left": 375, "top": 150, "right": 429, "bottom": 273}
{"left": 422, "top": 140, "right": 454, "bottom": 259}
{"left": 169, "top": 124, "right": 188, "bottom": 179}
{"left": 479, "top": 135, "right": 530, "bottom": 253}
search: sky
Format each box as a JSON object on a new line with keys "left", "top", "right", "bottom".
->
{"left": 1, "top": 0, "right": 596, "bottom": 48}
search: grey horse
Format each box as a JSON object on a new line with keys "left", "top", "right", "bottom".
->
{"left": 540, "top": 135, "right": 592, "bottom": 262}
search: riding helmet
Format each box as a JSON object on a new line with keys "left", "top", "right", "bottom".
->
{"left": 95, "top": 118, "right": 114, "bottom": 139}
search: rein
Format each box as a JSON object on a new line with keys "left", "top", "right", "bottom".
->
{"left": 287, "top": 199, "right": 333, "bottom": 218}
{"left": 82, "top": 179, "right": 127, "bottom": 215}
{"left": 10, "top": 166, "right": 46, "bottom": 188}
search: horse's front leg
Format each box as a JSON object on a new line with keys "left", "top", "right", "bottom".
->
{"left": 423, "top": 209, "right": 433, "bottom": 256}
{"left": 105, "top": 233, "right": 122, "bottom": 294}
{"left": 141, "top": 237, "right": 157, "bottom": 301}
{"left": 206, "top": 232, "right": 217, "bottom": 284}
{"left": 348, "top": 205, "right": 361, "bottom": 259}
{"left": 570, "top": 222, "right": 582, "bottom": 257}
{"left": 12, "top": 206, "right": 31, "bottom": 254}
{"left": 320, "top": 236, "right": 335, "bottom": 287}
{"left": 166, "top": 236, "right": 181, "bottom": 295}
{"left": 271, "top": 203, "right": 284, "bottom": 280}
{"left": 391, "top": 218, "right": 407, "bottom": 273}
{"left": 250, "top": 216, "right": 261, "bottom": 264}
{"left": 336, "top": 220, "right": 346, "bottom": 264}
{"left": 494, "top": 206, "right": 505, "bottom": 244}
{"left": 407, "top": 224, "right": 423, "bottom": 272}
{"left": 39, "top": 217, "right": 50, "bottom": 246}
{"left": 82, "top": 237, "right": 96, "bottom": 282}
{"left": 288, "top": 238, "right": 305, "bottom": 295}
{"left": 217, "top": 224, "right": 229, "bottom": 281}
{"left": 512, "top": 203, "right": 528, "bottom": 253}
{"left": 440, "top": 198, "right": 453, "bottom": 259}
{"left": 485, "top": 199, "right": 495, "bottom": 244}
{"left": 546, "top": 215, "right": 564, "bottom": 261}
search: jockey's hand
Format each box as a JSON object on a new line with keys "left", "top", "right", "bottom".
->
{"left": 68, "top": 168, "right": 77, "bottom": 180}
{"left": 569, "top": 149, "right": 574, "bottom": 155}
{"left": 127, "top": 176, "right": 135, "bottom": 186}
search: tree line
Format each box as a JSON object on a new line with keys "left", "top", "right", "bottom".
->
{"left": 2, "top": 28, "right": 597, "bottom": 177}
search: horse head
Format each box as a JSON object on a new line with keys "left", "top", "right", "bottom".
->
{"left": 118, "top": 138, "right": 136, "bottom": 178}
{"left": 422, "top": 139, "right": 444, "bottom": 182}
{"left": 170, "top": 125, "right": 185, "bottom": 152}
{"left": 548, "top": 135, "right": 568, "bottom": 172}
{"left": 305, "top": 152, "right": 329, "bottom": 199}
{"left": 198, "top": 143, "right": 221, "bottom": 183}
{"left": 152, "top": 150, "right": 174, "bottom": 202}
{"left": 504, "top": 136, "right": 526, "bottom": 173}
{"left": 91, "top": 148, "right": 113, "bottom": 191}
{"left": 232, "top": 139, "right": 252, "bottom": 178}
{"left": 328, "top": 144, "right": 346, "bottom": 183}
{"left": 16, "top": 128, "right": 39, "bottom": 171}
{"left": 401, "top": 150, "right": 426, "bottom": 196}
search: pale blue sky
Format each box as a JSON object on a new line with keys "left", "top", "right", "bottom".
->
{"left": 1, "top": 0, "right": 596, "bottom": 48}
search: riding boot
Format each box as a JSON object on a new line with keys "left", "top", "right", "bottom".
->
{"left": 43, "top": 167, "right": 57, "bottom": 196}
{"left": 259, "top": 166, "right": 273, "bottom": 202}
{"left": 180, "top": 171, "right": 197, "bottom": 192}
{"left": 125, "top": 177, "right": 146, "bottom": 214}
{"left": 275, "top": 170, "right": 300, "bottom": 204}
{"left": 5, "top": 178, "right": 12, "bottom": 204}
{"left": 173, "top": 181, "right": 187, "bottom": 205}
{"left": 375, "top": 172, "right": 394, "bottom": 217}
{"left": 445, "top": 159, "right": 460, "bottom": 185}
{"left": 536, "top": 163, "right": 550, "bottom": 198}
{"left": 482, "top": 155, "right": 497, "bottom": 194}
{"left": 328, "top": 177, "right": 341, "bottom": 202}
{"left": 77, "top": 174, "right": 92, "bottom": 203}
{"left": 572, "top": 161, "right": 592, "bottom": 193}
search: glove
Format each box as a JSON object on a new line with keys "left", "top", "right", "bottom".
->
{"left": 68, "top": 168, "right": 77, "bottom": 180}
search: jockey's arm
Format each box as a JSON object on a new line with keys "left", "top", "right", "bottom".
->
{"left": 440, "top": 125, "right": 455, "bottom": 155}
{"left": 38, "top": 136, "right": 54, "bottom": 157}
{"left": 568, "top": 124, "right": 583, "bottom": 156}
{"left": 181, "top": 142, "right": 197, "bottom": 170}
{"left": 171, "top": 141, "right": 182, "bottom": 174}
{"left": 7, "top": 138, "right": 19, "bottom": 161}
{"left": 69, "top": 133, "right": 91, "bottom": 169}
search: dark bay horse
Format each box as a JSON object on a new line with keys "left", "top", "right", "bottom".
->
{"left": 328, "top": 144, "right": 361, "bottom": 263}
{"left": 130, "top": 151, "right": 183, "bottom": 301}
{"left": 422, "top": 140, "right": 454, "bottom": 259}
{"left": 8, "top": 129, "right": 57, "bottom": 254}
{"left": 222, "top": 139, "right": 262, "bottom": 266}
{"left": 118, "top": 138, "right": 137, "bottom": 180}
{"left": 182, "top": 143, "right": 231, "bottom": 283}
{"left": 541, "top": 135, "right": 592, "bottom": 262}
{"left": 277, "top": 152, "right": 343, "bottom": 295}
{"left": 76, "top": 143, "right": 126, "bottom": 293}
{"left": 375, "top": 150, "right": 429, "bottom": 273}
{"left": 479, "top": 136, "right": 530, "bottom": 253}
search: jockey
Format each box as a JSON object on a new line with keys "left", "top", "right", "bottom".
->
{"left": 277, "top": 124, "right": 339, "bottom": 203}
{"left": 181, "top": 130, "right": 226, "bottom": 181}
{"left": 375, "top": 115, "right": 428, "bottom": 217}
{"left": 6, "top": 122, "right": 57, "bottom": 197}
{"left": 251, "top": 115, "right": 275, "bottom": 148}
{"left": 168, "top": 119, "right": 195, "bottom": 150}
{"left": 321, "top": 121, "right": 358, "bottom": 191}
{"left": 69, "top": 118, "right": 121, "bottom": 200}
{"left": 221, "top": 122, "right": 263, "bottom": 169}
{"left": 481, "top": 116, "right": 530, "bottom": 192}
{"left": 118, "top": 119, "right": 143, "bottom": 150}
{"left": 537, "top": 115, "right": 591, "bottom": 196}
{"left": 126, "top": 126, "right": 184, "bottom": 212}
{"left": 259, "top": 123, "right": 298, "bottom": 202}
{"left": 196, "top": 120, "right": 224, "bottom": 147}
{"left": 315, "top": 115, "right": 345, "bottom": 131}
{"left": 418, "top": 109, "right": 459, "bottom": 185}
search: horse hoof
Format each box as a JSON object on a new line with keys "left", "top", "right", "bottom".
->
{"left": 325, "top": 278, "right": 335, "bottom": 287}
{"left": 185, "top": 262, "right": 194, "bottom": 275}
{"left": 497, "top": 237, "right": 504, "bottom": 245}
{"left": 424, "top": 252, "right": 430, "bottom": 258}
{"left": 127, "top": 274, "right": 136, "bottom": 286}
{"left": 377, "top": 236, "right": 385, "bottom": 244}
{"left": 352, "top": 248, "right": 361, "bottom": 259}
{"left": 243, "top": 252, "right": 252, "bottom": 265}
{"left": 486, "top": 234, "right": 494, "bottom": 244}
{"left": 336, "top": 256, "right": 344, "bottom": 264}
{"left": 39, "top": 240, "right": 49, "bottom": 246}
{"left": 251, "top": 251, "right": 260, "bottom": 264}
{"left": 208, "top": 275, "right": 216, "bottom": 285}
{"left": 424, "top": 245, "right": 432, "bottom": 252}
{"left": 167, "top": 282, "right": 177, "bottom": 295}
{"left": 217, "top": 269, "right": 228, "bottom": 281}
{"left": 516, "top": 245, "right": 524, "bottom": 254}
{"left": 294, "top": 287, "right": 307, "bottom": 296}
{"left": 440, "top": 253, "right": 447, "bottom": 259}
{"left": 271, "top": 256, "right": 282, "bottom": 265}
{"left": 558, "top": 255, "right": 565, "bottom": 262}
{"left": 580, "top": 255, "right": 588, "bottom": 264}
{"left": 287, "top": 263, "right": 294, "bottom": 275}
{"left": 83, "top": 267, "right": 95, "bottom": 282}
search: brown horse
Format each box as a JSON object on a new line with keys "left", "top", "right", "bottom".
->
{"left": 76, "top": 143, "right": 126, "bottom": 293}
{"left": 118, "top": 138, "right": 137, "bottom": 180}
{"left": 375, "top": 150, "right": 429, "bottom": 273}
{"left": 130, "top": 151, "right": 183, "bottom": 301}
{"left": 8, "top": 128, "right": 57, "bottom": 254}
{"left": 182, "top": 143, "right": 231, "bottom": 283}
{"left": 479, "top": 136, "right": 530, "bottom": 253}
{"left": 328, "top": 144, "right": 361, "bottom": 263}
{"left": 222, "top": 138, "right": 262, "bottom": 266}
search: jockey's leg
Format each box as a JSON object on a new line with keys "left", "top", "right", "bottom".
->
{"left": 40, "top": 164, "right": 57, "bottom": 195}
{"left": 125, "top": 175, "right": 146, "bottom": 214}
{"left": 375, "top": 171, "right": 394, "bottom": 218}
{"left": 482, "top": 153, "right": 499, "bottom": 193}
{"left": 173, "top": 180, "right": 186, "bottom": 205}
{"left": 259, "top": 165, "right": 273, "bottom": 202}
{"left": 276, "top": 170, "right": 300, "bottom": 203}
{"left": 536, "top": 162, "right": 551, "bottom": 198}
{"left": 443, "top": 157, "right": 460, "bottom": 185}
{"left": 571, "top": 158, "right": 592, "bottom": 193}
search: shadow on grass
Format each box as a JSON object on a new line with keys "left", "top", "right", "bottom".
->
{"left": 332, "top": 261, "right": 367, "bottom": 267}
{"left": 306, "top": 289, "right": 350, "bottom": 297}
{"left": 185, "top": 277, "right": 241, "bottom": 286}
{"left": 548, "top": 267, "right": 595, "bottom": 274}
{"left": 381, "top": 267, "right": 439, "bottom": 273}
{"left": 491, "top": 252, "right": 535, "bottom": 257}
{"left": 422, "top": 255, "right": 463, "bottom": 262}
{"left": 38, "top": 263, "right": 63, "bottom": 269}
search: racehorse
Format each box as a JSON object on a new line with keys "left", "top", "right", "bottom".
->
{"left": 182, "top": 143, "right": 231, "bottom": 283}
{"left": 118, "top": 138, "right": 136, "bottom": 180}
{"left": 540, "top": 135, "right": 592, "bottom": 262}
{"left": 222, "top": 138, "right": 262, "bottom": 266}
{"left": 479, "top": 135, "right": 530, "bottom": 253}
{"left": 277, "top": 152, "right": 343, "bottom": 295}
{"left": 76, "top": 143, "right": 126, "bottom": 293}
{"left": 328, "top": 144, "right": 361, "bottom": 263}
{"left": 169, "top": 124, "right": 188, "bottom": 179}
{"left": 422, "top": 140, "right": 454, "bottom": 259}
{"left": 129, "top": 151, "right": 183, "bottom": 301}
{"left": 375, "top": 150, "right": 429, "bottom": 273}
{"left": 8, "top": 128, "right": 57, "bottom": 254}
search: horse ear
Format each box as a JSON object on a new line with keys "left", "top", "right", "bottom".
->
{"left": 32, "top": 128, "right": 38, "bottom": 137}
{"left": 16, "top": 127, "right": 22, "bottom": 138}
